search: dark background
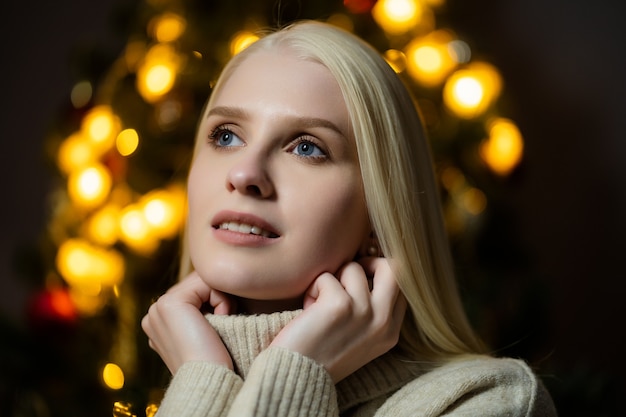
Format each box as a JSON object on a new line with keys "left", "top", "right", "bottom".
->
{"left": 2, "top": 0, "right": 625, "bottom": 413}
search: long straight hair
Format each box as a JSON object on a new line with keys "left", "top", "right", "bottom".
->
{"left": 180, "top": 21, "right": 485, "bottom": 361}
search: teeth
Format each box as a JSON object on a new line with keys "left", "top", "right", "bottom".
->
{"left": 219, "top": 222, "right": 273, "bottom": 237}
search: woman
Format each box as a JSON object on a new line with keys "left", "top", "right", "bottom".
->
{"left": 142, "top": 21, "right": 556, "bottom": 416}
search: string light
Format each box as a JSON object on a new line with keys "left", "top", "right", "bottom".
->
{"left": 56, "top": 238, "right": 125, "bottom": 291}
{"left": 443, "top": 62, "right": 502, "bottom": 118}
{"left": 116, "top": 129, "right": 140, "bottom": 157}
{"left": 405, "top": 30, "right": 457, "bottom": 87}
{"left": 384, "top": 49, "right": 407, "bottom": 73}
{"left": 230, "top": 31, "right": 259, "bottom": 56}
{"left": 141, "top": 187, "right": 185, "bottom": 239}
{"left": 67, "top": 163, "right": 112, "bottom": 208}
{"left": 136, "top": 44, "right": 181, "bottom": 102}
{"left": 372, "top": 0, "right": 422, "bottom": 35}
{"left": 103, "top": 363, "right": 125, "bottom": 390}
{"left": 480, "top": 118, "right": 524, "bottom": 175}
{"left": 119, "top": 204, "right": 160, "bottom": 254}
{"left": 85, "top": 204, "right": 120, "bottom": 246}
{"left": 57, "top": 132, "right": 95, "bottom": 174}
{"left": 81, "top": 106, "right": 120, "bottom": 155}
{"left": 151, "top": 13, "right": 186, "bottom": 42}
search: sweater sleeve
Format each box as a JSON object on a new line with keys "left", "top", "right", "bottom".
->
{"left": 227, "top": 347, "right": 339, "bottom": 417}
{"left": 155, "top": 362, "right": 243, "bottom": 417}
{"left": 373, "top": 356, "right": 557, "bottom": 417}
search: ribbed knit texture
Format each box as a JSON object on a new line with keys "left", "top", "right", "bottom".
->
{"left": 154, "top": 310, "right": 557, "bottom": 416}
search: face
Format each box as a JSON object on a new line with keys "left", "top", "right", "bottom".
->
{"left": 187, "top": 50, "right": 370, "bottom": 311}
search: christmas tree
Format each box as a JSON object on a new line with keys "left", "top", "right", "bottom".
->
{"left": 4, "top": 0, "right": 540, "bottom": 415}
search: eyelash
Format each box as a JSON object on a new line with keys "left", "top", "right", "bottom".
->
{"left": 207, "top": 124, "right": 329, "bottom": 161}
{"left": 208, "top": 124, "right": 235, "bottom": 143}
{"left": 289, "top": 136, "right": 328, "bottom": 161}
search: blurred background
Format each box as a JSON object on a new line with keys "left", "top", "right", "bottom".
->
{"left": 1, "top": 0, "right": 624, "bottom": 415}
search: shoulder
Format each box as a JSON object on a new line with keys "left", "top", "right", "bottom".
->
{"left": 376, "top": 355, "right": 557, "bottom": 416}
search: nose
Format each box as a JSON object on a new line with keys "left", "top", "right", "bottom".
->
{"left": 226, "top": 149, "right": 275, "bottom": 198}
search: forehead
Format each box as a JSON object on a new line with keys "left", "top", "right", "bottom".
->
{"left": 210, "top": 51, "right": 350, "bottom": 130}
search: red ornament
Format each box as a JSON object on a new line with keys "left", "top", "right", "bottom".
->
{"left": 27, "top": 287, "right": 78, "bottom": 328}
{"left": 344, "top": 0, "right": 376, "bottom": 14}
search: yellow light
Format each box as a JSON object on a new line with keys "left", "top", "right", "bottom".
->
{"left": 229, "top": 31, "right": 259, "bottom": 56}
{"left": 116, "top": 129, "right": 139, "bottom": 156}
{"left": 68, "top": 286, "right": 108, "bottom": 316}
{"left": 56, "top": 239, "right": 125, "bottom": 290}
{"left": 57, "top": 132, "right": 96, "bottom": 174}
{"left": 440, "top": 165, "right": 465, "bottom": 192}
{"left": 152, "top": 13, "right": 186, "bottom": 42}
{"left": 443, "top": 62, "right": 502, "bottom": 118}
{"left": 136, "top": 44, "right": 180, "bottom": 102}
{"left": 148, "top": 65, "right": 174, "bottom": 94}
{"left": 480, "top": 118, "right": 524, "bottom": 175}
{"left": 141, "top": 187, "right": 185, "bottom": 239}
{"left": 146, "top": 404, "right": 159, "bottom": 417}
{"left": 372, "top": 0, "right": 422, "bottom": 35}
{"left": 81, "top": 106, "right": 120, "bottom": 154}
{"left": 86, "top": 204, "right": 120, "bottom": 246}
{"left": 102, "top": 363, "right": 125, "bottom": 390}
{"left": 327, "top": 13, "right": 354, "bottom": 32}
{"left": 68, "top": 164, "right": 112, "bottom": 208}
{"left": 454, "top": 76, "right": 483, "bottom": 105}
{"left": 461, "top": 187, "right": 487, "bottom": 215}
{"left": 384, "top": 49, "right": 407, "bottom": 73}
{"left": 119, "top": 205, "right": 159, "bottom": 254}
{"left": 405, "top": 31, "right": 457, "bottom": 87}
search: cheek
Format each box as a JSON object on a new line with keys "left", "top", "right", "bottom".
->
{"left": 296, "top": 178, "right": 369, "bottom": 260}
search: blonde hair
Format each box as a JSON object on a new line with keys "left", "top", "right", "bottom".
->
{"left": 181, "top": 21, "right": 485, "bottom": 361}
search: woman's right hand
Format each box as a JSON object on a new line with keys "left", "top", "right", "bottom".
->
{"left": 141, "top": 271, "right": 235, "bottom": 374}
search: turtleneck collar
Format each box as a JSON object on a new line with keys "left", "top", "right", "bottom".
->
{"left": 206, "top": 310, "right": 422, "bottom": 412}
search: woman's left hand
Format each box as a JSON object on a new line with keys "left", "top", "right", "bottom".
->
{"left": 269, "top": 257, "right": 407, "bottom": 382}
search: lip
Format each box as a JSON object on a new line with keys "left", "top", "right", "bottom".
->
{"left": 211, "top": 210, "right": 281, "bottom": 246}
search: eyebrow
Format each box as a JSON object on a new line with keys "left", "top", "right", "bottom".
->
{"left": 207, "top": 105, "right": 348, "bottom": 138}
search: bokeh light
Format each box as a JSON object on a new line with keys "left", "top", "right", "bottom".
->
{"left": 372, "top": 0, "right": 422, "bottom": 35}
{"left": 384, "top": 49, "right": 407, "bottom": 73}
{"left": 102, "top": 363, "right": 125, "bottom": 390}
{"left": 85, "top": 204, "right": 120, "bottom": 246}
{"left": 152, "top": 13, "right": 186, "bottom": 42}
{"left": 119, "top": 205, "right": 159, "bottom": 254}
{"left": 136, "top": 44, "right": 181, "bottom": 102}
{"left": 70, "top": 81, "right": 93, "bottom": 108}
{"left": 116, "top": 129, "right": 140, "bottom": 156}
{"left": 443, "top": 62, "right": 502, "bottom": 118}
{"left": 56, "top": 239, "right": 125, "bottom": 291}
{"left": 67, "top": 163, "right": 112, "bottom": 208}
{"left": 81, "top": 106, "right": 120, "bottom": 155}
{"left": 230, "top": 31, "right": 259, "bottom": 56}
{"left": 480, "top": 117, "right": 524, "bottom": 175}
{"left": 405, "top": 30, "right": 457, "bottom": 87}
{"left": 57, "top": 132, "right": 95, "bottom": 174}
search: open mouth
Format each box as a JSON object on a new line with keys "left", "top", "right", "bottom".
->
{"left": 216, "top": 221, "right": 280, "bottom": 238}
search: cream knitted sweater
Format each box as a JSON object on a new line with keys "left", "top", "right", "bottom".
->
{"left": 155, "top": 310, "right": 557, "bottom": 416}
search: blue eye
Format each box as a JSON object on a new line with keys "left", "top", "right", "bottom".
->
{"left": 209, "top": 126, "right": 244, "bottom": 147}
{"left": 293, "top": 140, "right": 325, "bottom": 158}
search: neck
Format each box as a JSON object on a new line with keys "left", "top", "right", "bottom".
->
{"left": 234, "top": 295, "right": 304, "bottom": 314}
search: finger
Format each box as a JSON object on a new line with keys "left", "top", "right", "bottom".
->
{"left": 336, "top": 262, "right": 371, "bottom": 305}
{"left": 166, "top": 271, "right": 230, "bottom": 311}
{"left": 360, "top": 258, "right": 400, "bottom": 304}
{"left": 210, "top": 289, "right": 234, "bottom": 315}
{"left": 303, "top": 272, "right": 344, "bottom": 309}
